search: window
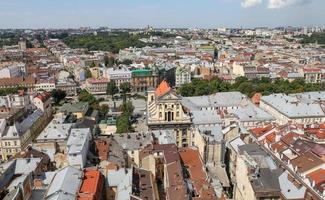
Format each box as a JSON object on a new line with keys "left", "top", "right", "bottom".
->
{"left": 176, "top": 111, "right": 180, "bottom": 117}
{"left": 159, "top": 112, "right": 162, "bottom": 118}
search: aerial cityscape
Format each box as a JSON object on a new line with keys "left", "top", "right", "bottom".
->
{"left": 1, "top": 0, "right": 325, "bottom": 200}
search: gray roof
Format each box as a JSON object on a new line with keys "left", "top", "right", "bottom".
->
{"left": 182, "top": 92, "right": 247, "bottom": 110}
{"left": 113, "top": 132, "right": 152, "bottom": 150}
{"left": 290, "top": 91, "right": 325, "bottom": 102}
{"left": 115, "top": 168, "right": 133, "bottom": 200}
{"left": 59, "top": 102, "right": 88, "bottom": 114}
{"left": 67, "top": 128, "right": 90, "bottom": 155}
{"left": 107, "top": 168, "right": 131, "bottom": 187}
{"left": 250, "top": 168, "right": 281, "bottom": 194}
{"left": 230, "top": 103, "right": 274, "bottom": 122}
{"left": 228, "top": 137, "right": 245, "bottom": 153}
{"left": 45, "top": 166, "right": 82, "bottom": 200}
{"left": 152, "top": 129, "right": 176, "bottom": 145}
{"left": 191, "top": 110, "right": 222, "bottom": 125}
{"left": 198, "top": 125, "right": 223, "bottom": 141}
{"left": 1, "top": 110, "right": 43, "bottom": 139}
{"left": 278, "top": 171, "right": 306, "bottom": 199}
{"left": 36, "top": 116, "right": 73, "bottom": 141}
{"left": 261, "top": 93, "right": 325, "bottom": 118}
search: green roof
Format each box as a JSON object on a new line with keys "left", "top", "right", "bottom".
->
{"left": 60, "top": 102, "right": 89, "bottom": 113}
{"left": 131, "top": 69, "right": 152, "bottom": 77}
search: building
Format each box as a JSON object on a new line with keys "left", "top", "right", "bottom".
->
{"left": 0, "top": 109, "right": 50, "bottom": 160}
{"left": 105, "top": 67, "right": 132, "bottom": 88}
{"left": 234, "top": 144, "right": 281, "bottom": 200}
{"left": 260, "top": 93, "right": 325, "bottom": 125}
{"left": 34, "top": 115, "right": 73, "bottom": 162}
{"left": 131, "top": 69, "right": 158, "bottom": 92}
{"left": 0, "top": 63, "right": 25, "bottom": 79}
{"left": 139, "top": 144, "right": 189, "bottom": 200}
{"left": 179, "top": 148, "right": 218, "bottom": 199}
{"left": 147, "top": 80, "right": 192, "bottom": 147}
{"left": 59, "top": 102, "right": 89, "bottom": 119}
{"left": 85, "top": 78, "right": 109, "bottom": 95}
{"left": 78, "top": 169, "right": 105, "bottom": 200}
{"left": 67, "top": 128, "right": 91, "bottom": 169}
{"left": 1, "top": 90, "right": 32, "bottom": 109}
{"left": 56, "top": 78, "right": 77, "bottom": 96}
{"left": 33, "top": 92, "right": 52, "bottom": 113}
{"left": 44, "top": 166, "right": 83, "bottom": 200}
{"left": 34, "top": 79, "right": 56, "bottom": 92}
{"left": 175, "top": 66, "right": 191, "bottom": 87}
{"left": 300, "top": 68, "right": 322, "bottom": 83}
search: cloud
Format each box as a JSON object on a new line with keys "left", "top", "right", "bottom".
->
{"left": 241, "top": 0, "right": 262, "bottom": 8}
{"left": 241, "top": 0, "right": 312, "bottom": 9}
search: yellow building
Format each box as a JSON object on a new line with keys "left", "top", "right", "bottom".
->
{"left": 0, "top": 110, "right": 51, "bottom": 160}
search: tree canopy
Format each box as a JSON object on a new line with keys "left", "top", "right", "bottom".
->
{"left": 106, "top": 81, "right": 119, "bottom": 98}
{"left": 51, "top": 89, "right": 67, "bottom": 105}
{"left": 178, "top": 77, "right": 321, "bottom": 98}
{"left": 63, "top": 32, "right": 147, "bottom": 53}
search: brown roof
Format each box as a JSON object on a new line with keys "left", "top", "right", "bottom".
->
{"left": 290, "top": 152, "right": 323, "bottom": 174}
{"left": 166, "top": 161, "right": 188, "bottom": 200}
{"left": 179, "top": 148, "right": 217, "bottom": 200}
{"left": 0, "top": 76, "right": 36, "bottom": 87}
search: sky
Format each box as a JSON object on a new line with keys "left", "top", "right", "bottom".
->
{"left": 0, "top": 0, "right": 324, "bottom": 29}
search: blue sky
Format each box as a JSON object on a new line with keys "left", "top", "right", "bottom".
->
{"left": 0, "top": 0, "right": 324, "bottom": 28}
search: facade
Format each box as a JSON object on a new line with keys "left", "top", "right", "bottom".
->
{"left": 0, "top": 109, "right": 50, "bottom": 160}
{"left": 131, "top": 69, "right": 158, "bottom": 92}
{"left": 34, "top": 79, "right": 56, "bottom": 92}
{"left": 85, "top": 78, "right": 109, "bottom": 95}
{"left": 300, "top": 68, "right": 322, "bottom": 83}
{"left": 260, "top": 93, "right": 325, "bottom": 125}
{"left": 56, "top": 78, "right": 78, "bottom": 96}
{"left": 147, "top": 80, "right": 192, "bottom": 147}
{"left": 105, "top": 67, "right": 132, "bottom": 88}
{"left": 1, "top": 90, "right": 32, "bottom": 109}
{"left": 175, "top": 66, "right": 191, "bottom": 87}
{"left": 33, "top": 92, "right": 52, "bottom": 113}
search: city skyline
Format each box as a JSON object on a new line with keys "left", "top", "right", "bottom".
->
{"left": 0, "top": 0, "right": 324, "bottom": 29}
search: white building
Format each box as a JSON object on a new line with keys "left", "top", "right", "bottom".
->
{"left": 175, "top": 66, "right": 191, "bottom": 87}
{"left": 0, "top": 63, "right": 25, "bottom": 79}
{"left": 35, "top": 79, "right": 56, "bottom": 92}
{"left": 260, "top": 93, "right": 325, "bottom": 125}
{"left": 67, "top": 128, "right": 91, "bottom": 168}
{"left": 105, "top": 67, "right": 132, "bottom": 87}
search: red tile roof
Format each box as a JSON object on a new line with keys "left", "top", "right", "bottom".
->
{"left": 78, "top": 169, "right": 103, "bottom": 200}
{"left": 250, "top": 125, "right": 274, "bottom": 138}
{"left": 307, "top": 168, "right": 325, "bottom": 186}
{"left": 179, "top": 148, "right": 217, "bottom": 200}
{"left": 155, "top": 80, "right": 171, "bottom": 97}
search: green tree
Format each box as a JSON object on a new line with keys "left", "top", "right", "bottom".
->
{"left": 106, "top": 81, "right": 119, "bottom": 99}
{"left": 119, "top": 101, "right": 134, "bottom": 115}
{"left": 90, "top": 62, "right": 96, "bottom": 68}
{"left": 78, "top": 89, "right": 96, "bottom": 104}
{"left": 85, "top": 68, "right": 92, "bottom": 78}
{"left": 51, "top": 89, "right": 67, "bottom": 105}
{"left": 178, "top": 83, "right": 195, "bottom": 96}
{"left": 116, "top": 114, "right": 131, "bottom": 133}
{"left": 104, "top": 56, "right": 115, "bottom": 67}
{"left": 120, "top": 82, "right": 131, "bottom": 102}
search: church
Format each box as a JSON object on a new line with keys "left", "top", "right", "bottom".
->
{"left": 147, "top": 80, "right": 192, "bottom": 147}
